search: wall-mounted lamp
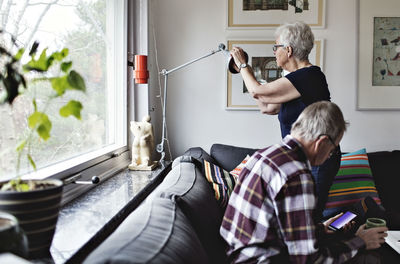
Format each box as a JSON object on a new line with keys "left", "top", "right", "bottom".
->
{"left": 128, "top": 44, "right": 244, "bottom": 162}
{"left": 156, "top": 43, "right": 228, "bottom": 161}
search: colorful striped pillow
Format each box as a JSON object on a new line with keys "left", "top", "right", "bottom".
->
{"left": 324, "top": 148, "right": 381, "bottom": 218}
{"left": 229, "top": 155, "right": 250, "bottom": 178}
{"left": 203, "top": 160, "right": 237, "bottom": 208}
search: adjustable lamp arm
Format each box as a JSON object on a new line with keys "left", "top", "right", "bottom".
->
{"left": 161, "top": 45, "right": 224, "bottom": 75}
{"left": 156, "top": 43, "right": 226, "bottom": 161}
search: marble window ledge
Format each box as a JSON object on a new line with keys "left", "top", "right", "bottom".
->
{"left": 48, "top": 162, "right": 171, "bottom": 264}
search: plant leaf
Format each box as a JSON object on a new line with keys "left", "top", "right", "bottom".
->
{"left": 16, "top": 139, "right": 27, "bottom": 152}
{"left": 17, "top": 181, "right": 30, "bottom": 192}
{"left": 23, "top": 48, "right": 53, "bottom": 72}
{"left": 28, "top": 111, "right": 52, "bottom": 140}
{"left": 51, "top": 76, "right": 69, "bottom": 95}
{"left": 37, "top": 123, "right": 51, "bottom": 140}
{"left": 67, "top": 70, "right": 86, "bottom": 92}
{"left": 14, "top": 48, "right": 25, "bottom": 60}
{"left": 27, "top": 154, "right": 37, "bottom": 170}
{"left": 32, "top": 99, "right": 37, "bottom": 111}
{"left": 51, "top": 48, "right": 69, "bottom": 61}
{"left": 59, "top": 100, "right": 83, "bottom": 119}
{"left": 1, "top": 179, "right": 30, "bottom": 192}
{"left": 61, "top": 61, "right": 72, "bottom": 72}
{"left": 19, "top": 184, "right": 30, "bottom": 191}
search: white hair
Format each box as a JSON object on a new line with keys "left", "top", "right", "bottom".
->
{"left": 274, "top": 21, "right": 314, "bottom": 61}
{"left": 291, "top": 101, "right": 348, "bottom": 142}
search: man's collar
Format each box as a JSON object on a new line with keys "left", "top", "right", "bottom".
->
{"left": 283, "top": 135, "right": 302, "bottom": 150}
{"left": 282, "top": 135, "right": 311, "bottom": 167}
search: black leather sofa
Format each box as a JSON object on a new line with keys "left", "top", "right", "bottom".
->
{"left": 83, "top": 144, "right": 400, "bottom": 263}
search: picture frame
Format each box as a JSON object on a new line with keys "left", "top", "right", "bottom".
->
{"left": 226, "top": 39, "right": 324, "bottom": 110}
{"left": 227, "top": 0, "right": 326, "bottom": 29}
{"left": 357, "top": 0, "right": 400, "bottom": 110}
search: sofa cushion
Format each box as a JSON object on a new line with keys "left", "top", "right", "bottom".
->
{"left": 83, "top": 197, "right": 209, "bottom": 264}
{"left": 324, "top": 149, "right": 381, "bottom": 217}
{"left": 230, "top": 155, "right": 251, "bottom": 178}
{"left": 150, "top": 156, "right": 228, "bottom": 264}
{"left": 203, "top": 160, "right": 236, "bottom": 208}
{"left": 367, "top": 150, "right": 400, "bottom": 213}
{"left": 210, "top": 143, "right": 258, "bottom": 171}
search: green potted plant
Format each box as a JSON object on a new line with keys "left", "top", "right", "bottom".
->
{"left": 0, "top": 39, "right": 85, "bottom": 259}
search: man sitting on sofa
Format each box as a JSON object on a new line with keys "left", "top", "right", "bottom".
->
{"left": 220, "top": 101, "right": 388, "bottom": 263}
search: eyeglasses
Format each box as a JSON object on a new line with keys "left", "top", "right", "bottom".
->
{"left": 272, "top": 44, "right": 285, "bottom": 52}
{"left": 319, "top": 134, "right": 341, "bottom": 157}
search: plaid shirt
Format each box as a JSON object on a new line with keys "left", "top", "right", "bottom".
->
{"left": 220, "top": 135, "right": 364, "bottom": 264}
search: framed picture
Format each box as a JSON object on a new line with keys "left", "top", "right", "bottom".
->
{"left": 226, "top": 39, "right": 324, "bottom": 110}
{"left": 227, "top": 0, "right": 326, "bottom": 29}
{"left": 357, "top": 0, "right": 400, "bottom": 110}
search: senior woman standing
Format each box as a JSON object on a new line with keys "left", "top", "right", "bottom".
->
{"left": 231, "top": 21, "right": 340, "bottom": 221}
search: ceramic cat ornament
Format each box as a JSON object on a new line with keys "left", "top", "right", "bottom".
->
{"left": 128, "top": 115, "right": 158, "bottom": 171}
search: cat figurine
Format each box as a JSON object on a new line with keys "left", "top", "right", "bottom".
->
{"left": 128, "top": 115, "right": 157, "bottom": 170}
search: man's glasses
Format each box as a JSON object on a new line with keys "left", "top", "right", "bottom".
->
{"left": 320, "top": 134, "right": 341, "bottom": 157}
{"left": 272, "top": 44, "right": 285, "bottom": 52}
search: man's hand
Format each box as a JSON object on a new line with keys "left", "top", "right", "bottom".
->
{"left": 355, "top": 224, "right": 388, "bottom": 250}
{"left": 323, "top": 212, "right": 355, "bottom": 234}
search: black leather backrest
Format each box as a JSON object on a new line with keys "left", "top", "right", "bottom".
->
{"left": 210, "top": 143, "right": 258, "bottom": 171}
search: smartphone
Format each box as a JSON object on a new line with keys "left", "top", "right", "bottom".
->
{"left": 328, "top": 211, "right": 358, "bottom": 231}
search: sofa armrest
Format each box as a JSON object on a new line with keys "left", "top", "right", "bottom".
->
{"left": 367, "top": 150, "right": 400, "bottom": 213}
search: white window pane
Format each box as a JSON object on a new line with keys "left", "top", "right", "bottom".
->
{"left": 0, "top": 0, "right": 126, "bottom": 180}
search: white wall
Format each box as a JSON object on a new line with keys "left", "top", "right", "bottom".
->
{"left": 148, "top": 0, "right": 400, "bottom": 160}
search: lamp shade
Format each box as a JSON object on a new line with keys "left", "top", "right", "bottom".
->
{"left": 222, "top": 50, "right": 249, "bottom": 74}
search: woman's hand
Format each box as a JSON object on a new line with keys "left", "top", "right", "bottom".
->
{"left": 230, "top": 47, "right": 247, "bottom": 70}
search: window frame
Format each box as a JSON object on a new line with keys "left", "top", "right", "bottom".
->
{"left": 61, "top": 0, "right": 130, "bottom": 205}
{"left": 18, "top": 0, "right": 137, "bottom": 205}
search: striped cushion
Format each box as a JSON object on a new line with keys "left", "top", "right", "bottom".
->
{"left": 229, "top": 155, "right": 250, "bottom": 178}
{"left": 324, "top": 148, "right": 381, "bottom": 217}
{"left": 203, "top": 160, "right": 237, "bottom": 208}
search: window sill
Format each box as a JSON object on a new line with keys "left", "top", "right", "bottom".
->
{"left": 49, "top": 161, "right": 171, "bottom": 264}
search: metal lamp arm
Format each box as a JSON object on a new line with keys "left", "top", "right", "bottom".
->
{"left": 156, "top": 44, "right": 225, "bottom": 161}
{"left": 162, "top": 48, "right": 222, "bottom": 75}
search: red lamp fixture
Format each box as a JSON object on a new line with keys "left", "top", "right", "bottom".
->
{"left": 129, "top": 55, "right": 149, "bottom": 84}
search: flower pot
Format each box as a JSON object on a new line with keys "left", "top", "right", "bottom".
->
{"left": 0, "top": 211, "right": 28, "bottom": 258}
{"left": 0, "top": 179, "right": 63, "bottom": 259}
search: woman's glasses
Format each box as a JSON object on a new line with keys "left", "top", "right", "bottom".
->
{"left": 272, "top": 44, "right": 285, "bottom": 52}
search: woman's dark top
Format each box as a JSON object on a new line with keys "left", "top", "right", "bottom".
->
{"left": 278, "top": 66, "right": 330, "bottom": 138}
{"left": 277, "top": 65, "right": 336, "bottom": 221}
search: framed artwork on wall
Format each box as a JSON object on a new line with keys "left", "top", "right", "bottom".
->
{"left": 357, "top": 0, "right": 400, "bottom": 110}
{"left": 372, "top": 17, "right": 400, "bottom": 86}
{"left": 227, "top": 0, "right": 326, "bottom": 29}
{"left": 226, "top": 39, "right": 324, "bottom": 110}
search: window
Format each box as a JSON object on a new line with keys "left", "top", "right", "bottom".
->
{"left": 0, "top": 0, "right": 129, "bottom": 201}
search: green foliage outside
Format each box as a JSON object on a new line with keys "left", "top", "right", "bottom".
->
{"left": 0, "top": 42, "right": 86, "bottom": 190}
{"left": 0, "top": 0, "right": 107, "bottom": 182}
